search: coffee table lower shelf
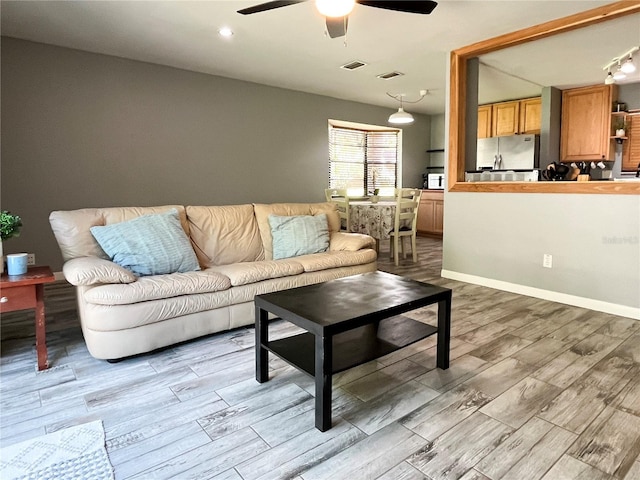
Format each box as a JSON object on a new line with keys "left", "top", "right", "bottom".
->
{"left": 264, "top": 315, "right": 437, "bottom": 377}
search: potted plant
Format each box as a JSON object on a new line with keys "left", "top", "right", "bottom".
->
{"left": 370, "top": 188, "right": 380, "bottom": 203}
{"left": 0, "top": 210, "right": 22, "bottom": 274}
{"left": 613, "top": 116, "right": 626, "bottom": 137}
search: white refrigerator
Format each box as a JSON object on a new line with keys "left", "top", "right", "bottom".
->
{"left": 477, "top": 134, "right": 539, "bottom": 170}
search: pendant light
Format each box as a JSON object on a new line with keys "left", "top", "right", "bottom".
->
{"left": 387, "top": 90, "right": 428, "bottom": 125}
{"left": 388, "top": 97, "right": 414, "bottom": 124}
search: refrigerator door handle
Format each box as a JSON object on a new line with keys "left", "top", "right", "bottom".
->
{"left": 498, "top": 154, "right": 503, "bottom": 169}
{"left": 493, "top": 155, "right": 499, "bottom": 170}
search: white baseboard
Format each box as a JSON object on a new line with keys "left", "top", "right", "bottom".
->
{"left": 441, "top": 269, "right": 640, "bottom": 320}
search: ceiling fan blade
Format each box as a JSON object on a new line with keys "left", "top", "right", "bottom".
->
{"left": 326, "top": 16, "right": 348, "bottom": 38}
{"left": 357, "top": 1, "right": 437, "bottom": 15}
{"left": 238, "top": 0, "right": 306, "bottom": 15}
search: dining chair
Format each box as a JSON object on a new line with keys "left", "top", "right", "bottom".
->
{"left": 389, "top": 187, "right": 421, "bottom": 266}
{"left": 325, "top": 188, "right": 350, "bottom": 231}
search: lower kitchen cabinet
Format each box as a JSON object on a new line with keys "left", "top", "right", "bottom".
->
{"left": 417, "top": 190, "right": 444, "bottom": 237}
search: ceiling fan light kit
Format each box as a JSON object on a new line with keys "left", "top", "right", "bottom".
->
{"left": 602, "top": 45, "right": 639, "bottom": 84}
{"left": 238, "top": 0, "right": 437, "bottom": 39}
{"left": 315, "top": 0, "right": 355, "bottom": 17}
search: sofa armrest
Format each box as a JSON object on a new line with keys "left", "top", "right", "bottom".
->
{"left": 329, "top": 232, "right": 376, "bottom": 252}
{"left": 63, "top": 257, "right": 136, "bottom": 286}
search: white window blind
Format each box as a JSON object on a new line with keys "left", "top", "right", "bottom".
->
{"left": 329, "top": 126, "right": 398, "bottom": 195}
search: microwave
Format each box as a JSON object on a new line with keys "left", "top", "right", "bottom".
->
{"left": 427, "top": 173, "right": 445, "bottom": 189}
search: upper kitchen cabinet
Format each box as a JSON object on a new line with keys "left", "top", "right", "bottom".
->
{"left": 478, "top": 97, "right": 541, "bottom": 138}
{"left": 492, "top": 100, "right": 520, "bottom": 136}
{"left": 477, "top": 105, "right": 492, "bottom": 139}
{"left": 519, "top": 97, "right": 542, "bottom": 134}
{"left": 560, "top": 84, "right": 617, "bottom": 162}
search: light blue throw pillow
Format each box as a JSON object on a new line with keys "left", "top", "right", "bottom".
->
{"left": 90, "top": 209, "right": 200, "bottom": 276}
{"left": 269, "top": 214, "right": 330, "bottom": 260}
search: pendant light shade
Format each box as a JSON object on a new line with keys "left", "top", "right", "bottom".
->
{"left": 388, "top": 107, "right": 414, "bottom": 124}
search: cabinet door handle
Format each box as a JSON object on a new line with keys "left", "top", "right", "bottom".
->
{"left": 0, "top": 297, "right": 8, "bottom": 303}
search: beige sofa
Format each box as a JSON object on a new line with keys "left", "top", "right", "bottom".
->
{"left": 49, "top": 203, "right": 377, "bottom": 360}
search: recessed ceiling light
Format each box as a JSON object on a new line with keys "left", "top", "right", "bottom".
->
{"left": 218, "top": 27, "right": 234, "bottom": 38}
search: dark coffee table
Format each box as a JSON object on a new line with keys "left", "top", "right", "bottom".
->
{"left": 254, "top": 271, "right": 452, "bottom": 431}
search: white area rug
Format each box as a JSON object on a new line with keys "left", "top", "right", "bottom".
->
{"left": 0, "top": 420, "right": 114, "bottom": 480}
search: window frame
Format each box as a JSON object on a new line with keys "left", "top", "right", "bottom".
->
{"left": 328, "top": 119, "right": 402, "bottom": 196}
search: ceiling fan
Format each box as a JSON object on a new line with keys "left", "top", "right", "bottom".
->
{"left": 238, "top": 1, "right": 438, "bottom": 39}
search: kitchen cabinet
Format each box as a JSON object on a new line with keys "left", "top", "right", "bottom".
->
{"left": 478, "top": 97, "right": 541, "bottom": 138}
{"left": 492, "top": 101, "right": 520, "bottom": 137}
{"left": 519, "top": 97, "right": 542, "bottom": 134}
{"left": 622, "top": 113, "right": 640, "bottom": 172}
{"left": 560, "top": 84, "right": 617, "bottom": 162}
{"left": 417, "top": 190, "right": 443, "bottom": 237}
{"left": 477, "top": 105, "right": 492, "bottom": 139}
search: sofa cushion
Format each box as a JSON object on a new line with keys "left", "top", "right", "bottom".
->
{"left": 293, "top": 249, "right": 378, "bottom": 273}
{"left": 90, "top": 209, "right": 200, "bottom": 277}
{"left": 63, "top": 257, "right": 137, "bottom": 286}
{"left": 209, "top": 259, "right": 304, "bottom": 286}
{"left": 186, "top": 205, "right": 263, "bottom": 267}
{"left": 269, "top": 214, "right": 330, "bottom": 260}
{"left": 254, "top": 202, "right": 340, "bottom": 261}
{"left": 83, "top": 270, "right": 231, "bottom": 305}
{"left": 329, "top": 232, "right": 376, "bottom": 252}
{"left": 49, "top": 205, "right": 189, "bottom": 261}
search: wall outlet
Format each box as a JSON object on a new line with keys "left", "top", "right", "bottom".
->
{"left": 543, "top": 253, "right": 552, "bottom": 268}
{"left": 27, "top": 253, "right": 36, "bottom": 265}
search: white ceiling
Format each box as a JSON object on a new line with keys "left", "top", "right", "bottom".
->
{"left": 1, "top": 0, "right": 638, "bottom": 115}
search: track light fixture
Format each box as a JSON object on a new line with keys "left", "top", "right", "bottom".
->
{"left": 387, "top": 90, "right": 428, "bottom": 125}
{"left": 603, "top": 46, "right": 639, "bottom": 84}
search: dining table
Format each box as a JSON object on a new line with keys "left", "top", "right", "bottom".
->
{"left": 349, "top": 200, "right": 397, "bottom": 241}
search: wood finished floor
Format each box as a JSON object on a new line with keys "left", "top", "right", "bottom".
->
{"left": 1, "top": 236, "right": 639, "bottom": 480}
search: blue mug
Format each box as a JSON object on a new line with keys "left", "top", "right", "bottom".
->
{"left": 7, "top": 253, "right": 28, "bottom": 276}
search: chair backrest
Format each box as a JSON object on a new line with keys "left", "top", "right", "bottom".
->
{"left": 393, "top": 188, "right": 421, "bottom": 232}
{"left": 324, "top": 188, "right": 350, "bottom": 231}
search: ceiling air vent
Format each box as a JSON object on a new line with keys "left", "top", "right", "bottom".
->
{"left": 377, "top": 71, "right": 404, "bottom": 80}
{"left": 340, "top": 60, "right": 368, "bottom": 70}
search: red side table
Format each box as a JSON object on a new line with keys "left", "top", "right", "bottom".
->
{"left": 1, "top": 266, "right": 56, "bottom": 370}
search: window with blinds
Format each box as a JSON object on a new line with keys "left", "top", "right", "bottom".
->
{"left": 329, "top": 125, "right": 399, "bottom": 195}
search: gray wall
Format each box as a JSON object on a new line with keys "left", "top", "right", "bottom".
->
{"left": 443, "top": 193, "right": 640, "bottom": 308}
{"left": 1, "top": 38, "right": 430, "bottom": 270}
{"left": 618, "top": 83, "right": 640, "bottom": 110}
